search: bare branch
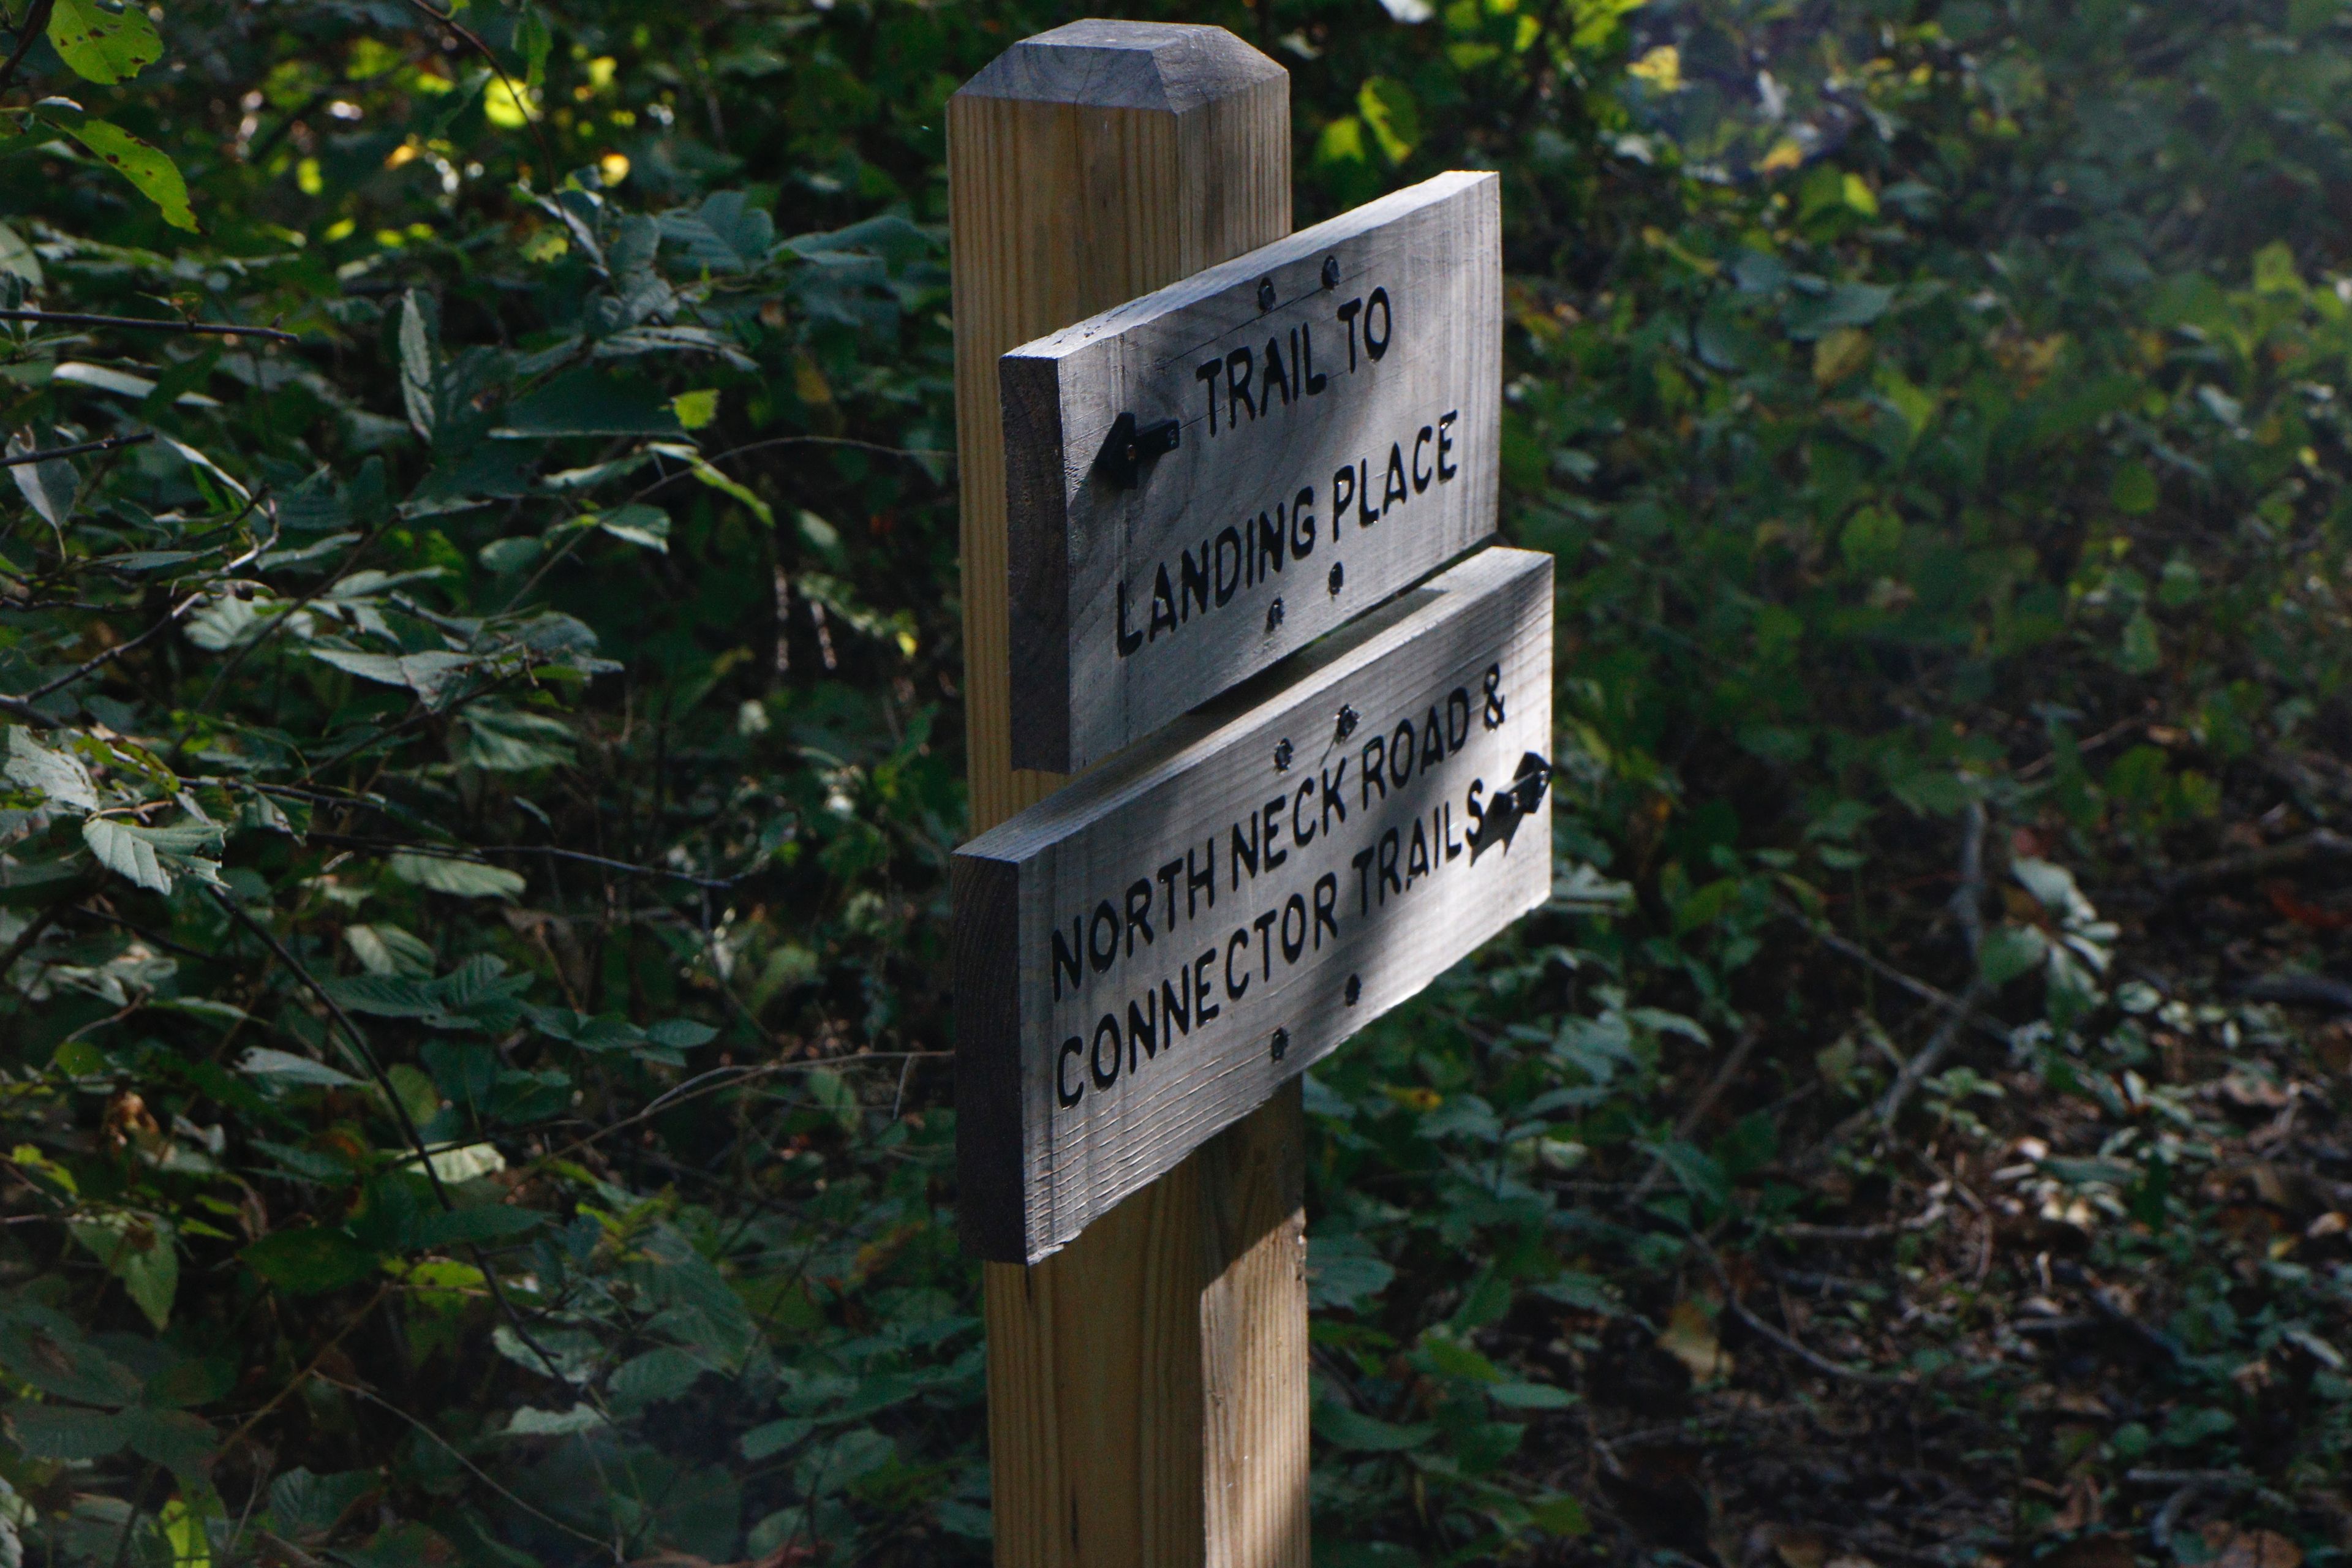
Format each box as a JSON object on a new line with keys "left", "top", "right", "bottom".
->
{"left": 0, "top": 309, "right": 297, "bottom": 344}
{"left": 0, "top": 431, "right": 155, "bottom": 468}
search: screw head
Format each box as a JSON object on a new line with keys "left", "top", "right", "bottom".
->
{"left": 1270, "top": 1027, "right": 1290, "bottom": 1062}
{"left": 1344, "top": 974, "right": 1361, "bottom": 1005}
{"left": 1327, "top": 562, "right": 1344, "bottom": 596}
{"left": 1335, "top": 704, "right": 1359, "bottom": 741}
{"left": 1266, "top": 595, "right": 1284, "bottom": 632}
{"left": 1257, "top": 277, "right": 1276, "bottom": 311}
{"left": 1321, "top": 255, "right": 1341, "bottom": 290}
{"left": 1274, "top": 737, "right": 1294, "bottom": 772}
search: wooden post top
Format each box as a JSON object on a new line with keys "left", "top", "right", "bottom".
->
{"left": 955, "top": 18, "right": 1284, "bottom": 113}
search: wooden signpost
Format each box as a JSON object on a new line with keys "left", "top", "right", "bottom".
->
{"left": 1001, "top": 172, "right": 1502, "bottom": 773}
{"left": 948, "top": 20, "right": 1544, "bottom": 1567}
{"left": 959, "top": 545, "right": 1553, "bottom": 1263}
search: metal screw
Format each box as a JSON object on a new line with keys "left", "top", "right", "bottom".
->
{"left": 1274, "top": 738, "right": 1294, "bottom": 772}
{"left": 1321, "top": 255, "right": 1341, "bottom": 290}
{"left": 1327, "top": 562, "right": 1344, "bottom": 596}
{"left": 1257, "top": 277, "right": 1276, "bottom": 311}
{"left": 1335, "top": 704, "right": 1359, "bottom": 741}
{"left": 1270, "top": 1027, "right": 1290, "bottom": 1062}
{"left": 1344, "top": 974, "right": 1361, "bottom": 1006}
{"left": 1266, "top": 595, "right": 1284, "bottom": 631}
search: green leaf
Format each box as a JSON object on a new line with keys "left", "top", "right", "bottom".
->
{"left": 492, "top": 371, "right": 683, "bottom": 438}
{"left": 398, "top": 290, "right": 435, "bottom": 442}
{"left": 1488, "top": 1380, "right": 1578, "bottom": 1409}
{"left": 478, "top": 534, "right": 543, "bottom": 575}
{"left": 2111, "top": 461, "right": 2158, "bottom": 515}
{"left": 1314, "top": 1403, "right": 1435, "bottom": 1452}
{"left": 0, "top": 1307, "right": 141, "bottom": 1406}
{"left": 413, "top": 1204, "right": 541, "bottom": 1248}
{"left": 4, "top": 728, "right": 97, "bottom": 812}
{"left": 269, "top": 1469, "right": 380, "bottom": 1545}
{"left": 46, "top": 0, "right": 161, "bottom": 85}
{"left": 609, "top": 1346, "right": 706, "bottom": 1412}
{"left": 243, "top": 1227, "right": 380, "bottom": 1295}
{"left": 236, "top": 1047, "right": 359, "bottom": 1088}
{"left": 7, "top": 432, "right": 78, "bottom": 530}
{"left": 0, "top": 220, "right": 42, "bottom": 285}
{"left": 2119, "top": 609, "right": 2162, "bottom": 674}
{"left": 1356, "top": 77, "right": 1421, "bottom": 164}
{"left": 671, "top": 389, "right": 719, "bottom": 429}
{"left": 1979, "top": 924, "right": 2048, "bottom": 989}
{"left": 9, "top": 1404, "right": 130, "bottom": 1461}
{"left": 309, "top": 647, "right": 477, "bottom": 707}
{"left": 742, "top": 1416, "right": 813, "bottom": 1460}
{"left": 56, "top": 117, "right": 197, "bottom": 231}
{"left": 82, "top": 816, "right": 172, "bottom": 892}
{"left": 1527, "top": 1494, "right": 1590, "bottom": 1537}
{"left": 389, "top": 853, "right": 525, "bottom": 900}
{"left": 69, "top": 1214, "right": 178, "bottom": 1329}
{"left": 123, "top": 1408, "right": 216, "bottom": 1480}
{"left": 595, "top": 503, "right": 671, "bottom": 552}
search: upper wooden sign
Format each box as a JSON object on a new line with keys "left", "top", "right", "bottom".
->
{"left": 1000, "top": 171, "right": 1502, "bottom": 774}
{"left": 955, "top": 546, "right": 1552, "bottom": 1264}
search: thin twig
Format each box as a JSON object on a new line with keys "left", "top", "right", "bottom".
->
{"left": 1721, "top": 1293, "right": 1912, "bottom": 1385}
{"left": 0, "top": 309, "right": 297, "bottom": 344}
{"left": 212, "top": 889, "right": 588, "bottom": 1418}
{"left": 533, "top": 1054, "right": 946, "bottom": 1171}
{"left": 1632, "top": 1019, "right": 1760, "bottom": 1200}
{"left": 183, "top": 521, "right": 388, "bottom": 723}
{"left": 402, "top": 0, "right": 558, "bottom": 177}
{"left": 216, "top": 1284, "right": 391, "bottom": 1457}
{"left": 1786, "top": 914, "right": 2009, "bottom": 1047}
{"left": 1692, "top": 1234, "right": 1912, "bottom": 1386}
{"left": 5, "top": 491, "right": 276, "bottom": 727}
{"left": 0, "top": 431, "right": 156, "bottom": 467}
{"left": 316, "top": 1377, "right": 615, "bottom": 1554}
{"left": 0, "top": 0, "right": 58, "bottom": 101}
{"left": 627, "top": 433, "right": 951, "bottom": 507}
{"left": 296, "top": 829, "right": 736, "bottom": 890}
{"left": 0, "top": 903, "right": 64, "bottom": 979}
{"left": 208, "top": 889, "right": 457, "bottom": 1206}
{"left": 2155, "top": 828, "right": 2352, "bottom": 897}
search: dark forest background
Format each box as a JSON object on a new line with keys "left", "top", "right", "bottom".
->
{"left": 1, "top": 0, "right": 2349, "bottom": 1562}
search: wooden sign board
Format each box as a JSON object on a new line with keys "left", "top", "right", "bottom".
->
{"left": 956, "top": 546, "right": 1551, "bottom": 1264}
{"left": 1000, "top": 170, "right": 1502, "bottom": 774}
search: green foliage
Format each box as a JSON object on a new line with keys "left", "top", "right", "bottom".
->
{"left": 0, "top": 0, "right": 2346, "bottom": 1561}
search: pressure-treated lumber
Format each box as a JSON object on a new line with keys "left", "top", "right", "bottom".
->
{"left": 948, "top": 21, "right": 1305, "bottom": 1567}
{"left": 1000, "top": 170, "right": 1503, "bottom": 773}
{"left": 957, "top": 547, "right": 1556, "bottom": 1262}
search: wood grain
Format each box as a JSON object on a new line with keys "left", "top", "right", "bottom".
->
{"left": 950, "top": 18, "right": 1288, "bottom": 831}
{"left": 957, "top": 546, "right": 1555, "bottom": 1262}
{"left": 949, "top": 23, "right": 1306, "bottom": 1567}
{"left": 1001, "top": 172, "right": 1503, "bottom": 773}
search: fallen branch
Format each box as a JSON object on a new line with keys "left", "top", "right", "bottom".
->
{"left": 1631, "top": 1018, "right": 1760, "bottom": 1200}
{"left": 1691, "top": 1235, "right": 1912, "bottom": 1386}
{"left": 1773, "top": 1203, "right": 1948, "bottom": 1243}
{"left": 2156, "top": 828, "right": 2352, "bottom": 897}
{"left": 1785, "top": 919, "right": 2009, "bottom": 1048}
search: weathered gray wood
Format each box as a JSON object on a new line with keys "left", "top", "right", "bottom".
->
{"left": 957, "top": 546, "right": 1551, "bottom": 1263}
{"left": 957, "top": 17, "right": 1286, "bottom": 113}
{"left": 1001, "top": 171, "right": 1504, "bottom": 774}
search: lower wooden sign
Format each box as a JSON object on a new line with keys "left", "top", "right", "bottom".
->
{"left": 955, "top": 546, "right": 1553, "bottom": 1263}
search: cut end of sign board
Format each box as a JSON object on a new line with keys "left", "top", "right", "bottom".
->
{"left": 956, "top": 545, "right": 1555, "bottom": 1264}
